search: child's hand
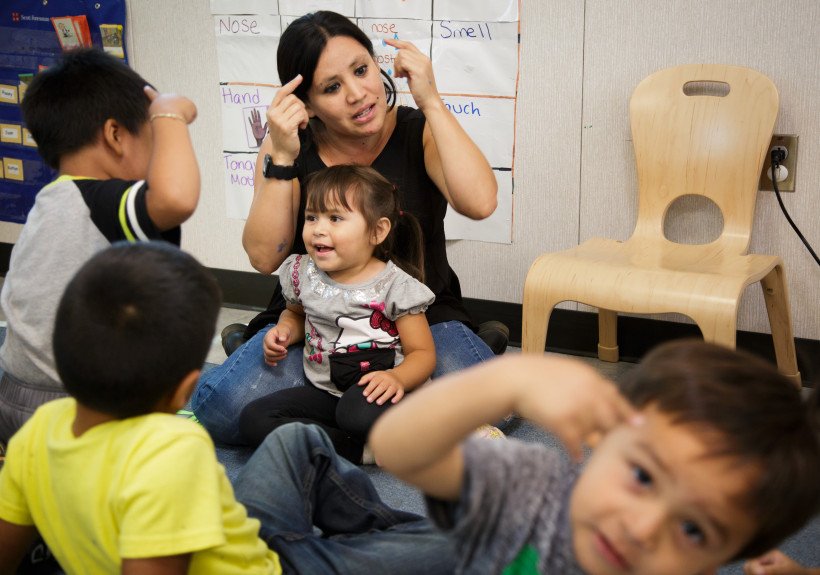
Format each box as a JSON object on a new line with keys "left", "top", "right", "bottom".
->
{"left": 511, "top": 356, "right": 638, "bottom": 461}
{"left": 358, "top": 371, "right": 405, "bottom": 405}
{"left": 144, "top": 86, "right": 197, "bottom": 124}
{"left": 744, "top": 550, "right": 814, "bottom": 575}
{"left": 262, "top": 326, "right": 291, "bottom": 367}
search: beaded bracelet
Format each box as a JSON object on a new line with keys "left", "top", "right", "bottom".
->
{"left": 149, "top": 112, "right": 186, "bottom": 124}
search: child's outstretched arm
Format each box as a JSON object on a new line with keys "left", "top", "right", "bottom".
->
{"left": 370, "top": 355, "right": 636, "bottom": 500}
{"left": 262, "top": 304, "right": 305, "bottom": 367}
{"left": 0, "top": 519, "right": 37, "bottom": 574}
{"left": 143, "top": 86, "right": 199, "bottom": 231}
{"left": 358, "top": 313, "right": 435, "bottom": 405}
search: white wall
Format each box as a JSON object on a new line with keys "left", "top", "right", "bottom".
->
{"left": 3, "top": 0, "right": 817, "bottom": 340}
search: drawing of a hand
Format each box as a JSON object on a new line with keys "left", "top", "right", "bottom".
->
{"left": 248, "top": 108, "right": 268, "bottom": 147}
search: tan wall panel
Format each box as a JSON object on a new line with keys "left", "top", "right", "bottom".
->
{"left": 581, "top": 0, "right": 819, "bottom": 338}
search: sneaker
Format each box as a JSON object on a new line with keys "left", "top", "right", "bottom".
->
{"left": 477, "top": 321, "right": 509, "bottom": 355}
{"left": 473, "top": 424, "right": 506, "bottom": 440}
{"left": 221, "top": 323, "right": 248, "bottom": 356}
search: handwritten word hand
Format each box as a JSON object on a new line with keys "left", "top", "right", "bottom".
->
{"left": 384, "top": 38, "right": 440, "bottom": 111}
{"left": 265, "top": 74, "right": 308, "bottom": 163}
{"left": 248, "top": 108, "right": 268, "bottom": 146}
{"left": 144, "top": 86, "right": 197, "bottom": 124}
{"left": 262, "top": 326, "right": 292, "bottom": 367}
{"left": 358, "top": 371, "right": 405, "bottom": 405}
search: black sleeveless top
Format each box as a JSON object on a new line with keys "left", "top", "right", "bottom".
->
{"left": 246, "top": 106, "right": 473, "bottom": 337}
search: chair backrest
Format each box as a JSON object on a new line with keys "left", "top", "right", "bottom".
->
{"left": 629, "top": 64, "right": 778, "bottom": 254}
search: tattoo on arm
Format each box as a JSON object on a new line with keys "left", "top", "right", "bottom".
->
{"left": 277, "top": 241, "right": 287, "bottom": 253}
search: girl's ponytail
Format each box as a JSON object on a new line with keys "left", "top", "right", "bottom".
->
{"left": 388, "top": 209, "right": 425, "bottom": 283}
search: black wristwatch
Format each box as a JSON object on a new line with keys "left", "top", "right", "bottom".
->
{"left": 262, "top": 154, "right": 298, "bottom": 180}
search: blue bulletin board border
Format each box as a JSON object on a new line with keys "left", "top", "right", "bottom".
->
{"left": 0, "top": 0, "right": 127, "bottom": 224}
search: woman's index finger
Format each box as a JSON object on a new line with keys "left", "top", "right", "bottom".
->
{"left": 273, "top": 74, "right": 304, "bottom": 104}
{"left": 383, "top": 38, "right": 413, "bottom": 50}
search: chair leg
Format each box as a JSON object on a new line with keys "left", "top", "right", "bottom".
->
{"left": 597, "top": 309, "right": 619, "bottom": 362}
{"left": 522, "top": 264, "right": 556, "bottom": 355}
{"left": 521, "top": 299, "right": 554, "bottom": 355}
{"left": 692, "top": 305, "right": 738, "bottom": 351}
{"left": 760, "top": 266, "right": 801, "bottom": 387}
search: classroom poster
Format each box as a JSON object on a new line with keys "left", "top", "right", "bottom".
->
{"left": 212, "top": 0, "right": 519, "bottom": 244}
{"left": 0, "top": 0, "right": 128, "bottom": 224}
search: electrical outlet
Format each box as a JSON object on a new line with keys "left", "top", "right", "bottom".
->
{"left": 759, "top": 134, "right": 798, "bottom": 192}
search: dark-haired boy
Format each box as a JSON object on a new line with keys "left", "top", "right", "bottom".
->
{"left": 0, "top": 243, "right": 283, "bottom": 573}
{"left": 372, "top": 341, "right": 820, "bottom": 574}
{"left": 0, "top": 47, "right": 200, "bottom": 442}
{"left": 0, "top": 243, "right": 455, "bottom": 574}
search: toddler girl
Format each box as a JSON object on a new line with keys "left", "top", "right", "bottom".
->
{"left": 239, "top": 165, "right": 435, "bottom": 463}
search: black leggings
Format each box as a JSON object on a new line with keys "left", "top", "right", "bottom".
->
{"left": 239, "top": 384, "right": 393, "bottom": 463}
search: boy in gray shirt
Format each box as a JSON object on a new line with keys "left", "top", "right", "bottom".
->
{"left": 0, "top": 49, "right": 199, "bottom": 443}
{"left": 373, "top": 341, "right": 820, "bottom": 574}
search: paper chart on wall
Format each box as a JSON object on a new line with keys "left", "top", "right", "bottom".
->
{"left": 211, "top": 0, "right": 519, "bottom": 244}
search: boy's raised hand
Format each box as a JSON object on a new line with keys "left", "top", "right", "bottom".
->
{"left": 509, "top": 356, "right": 639, "bottom": 460}
{"left": 140, "top": 85, "right": 199, "bottom": 231}
{"left": 144, "top": 86, "right": 197, "bottom": 124}
{"left": 372, "top": 354, "right": 638, "bottom": 501}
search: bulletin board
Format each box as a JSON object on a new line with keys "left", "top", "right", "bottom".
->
{"left": 0, "top": 0, "right": 127, "bottom": 224}
{"left": 212, "top": 0, "right": 520, "bottom": 244}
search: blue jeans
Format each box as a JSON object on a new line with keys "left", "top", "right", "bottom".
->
{"left": 191, "top": 320, "right": 494, "bottom": 445}
{"left": 234, "top": 422, "right": 456, "bottom": 574}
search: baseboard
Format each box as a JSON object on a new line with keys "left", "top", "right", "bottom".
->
{"left": 209, "top": 267, "right": 278, "bottom": 310}
{"left": 462, "top": 297, "right": 819, "bottom": 387}
{"left": 1, "top": 246, "right": 816, "bottom": 386}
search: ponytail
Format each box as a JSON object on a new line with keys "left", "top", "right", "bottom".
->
{"left": 385, "top": 210, "right": 425, "bottom": 283}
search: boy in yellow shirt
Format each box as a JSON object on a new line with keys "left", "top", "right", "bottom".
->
{"left": 0, "top": 243, "right": 455, "bottom": 574}
{"left": 0, "top": 244, "right": 280, "bottom": 573}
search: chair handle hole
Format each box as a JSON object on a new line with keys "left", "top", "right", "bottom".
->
{"left": 682, "top": 81, "right": 731, "bottom": 97}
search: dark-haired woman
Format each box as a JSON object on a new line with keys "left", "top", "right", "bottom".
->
{"left": 191, "top": 11, "right": 500, "bottom": 445}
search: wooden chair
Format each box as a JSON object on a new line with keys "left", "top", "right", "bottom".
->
{"left": 521, "top": 64, "right": 801, "bottom": 384}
